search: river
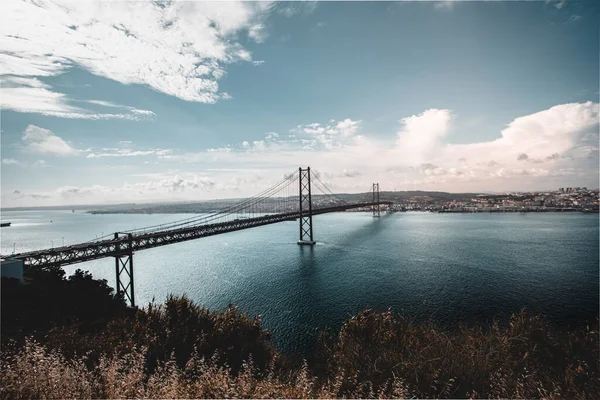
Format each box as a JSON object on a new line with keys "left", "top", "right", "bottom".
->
{"left": 1, "top": 210, "right": 598, "bottom": 356}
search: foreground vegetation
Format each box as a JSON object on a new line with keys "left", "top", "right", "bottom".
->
{"left": 1, "top": 269, "right": 598, "bottom": 399}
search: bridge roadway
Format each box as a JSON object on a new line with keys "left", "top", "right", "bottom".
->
{"left": 8, "top": 201, "right": 391, "bottom": 270}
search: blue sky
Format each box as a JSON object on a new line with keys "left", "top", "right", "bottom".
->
{"left": 1, "top": 0, "right": 599, "bottom": 207}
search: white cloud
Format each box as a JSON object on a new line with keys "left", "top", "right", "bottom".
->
{"left": 1, "top": 76, "right": 155, "bottom": 120}
{"left": 2, "top": 158, "right": 21, "bottom": 165}
{"left": 159, "top": 102, "right": 599, "bottom": 193}
{"left": 13, "top": 174, "right": 220, "bottom": 205}
{"left": 248, "top": 24, "right": 268, "bottom": 43}
{"left": 434, "top": 1, "right": 456, "bottom": 11}
{"left": 334, "top": 119, "right": 361, "bottom": 136}
{"left": 290, "top": 118, "right": 362, "bottom": 149}
{"left": 2, "top": 157, "right": 48, "bottom": 168}
{"left": 140, "top": 175, "right": 216, "bottom": 192}
{"left": 85, "top": 100, "right": 155, "bottom": 117}
{"left": 87, "top": 148, "right": 172, "bottom": 158}
{"left": 1, "top": 0, "right": 273, "bottom": 106}
{"left": 302, "top": 0, "right": 319, "bottom": 15}
{"left": 86, "top": 100, "right": 123, "bottom": 108}
{"left": 252, "top": 60, "right": 265, "bottom": 66}
{"left": 207, "top": 147, "right": 232, "bottom": 153}
{"left": 444, "top": 101, "right": 599, "bottom": 164}
{"left": 396, "top": 109, "right": 453, "bottom": 164}
{"left": 21, "top": 125, "right": 75, "bottom": 156}
{"left": 278, "top": 5, "right": 299, "bottom": 18}
{"left": 3, "top": 102, "right": 598, "bottom": 207}
{"left": 56, "top": 174, "right": 216, "bottom": 197}
{"left": 277, "top": 1, "right": 318, "bottom": 17}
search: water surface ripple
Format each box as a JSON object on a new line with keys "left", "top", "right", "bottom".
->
{"left": 2, "top": 211, "right": 598, "bottom": 355}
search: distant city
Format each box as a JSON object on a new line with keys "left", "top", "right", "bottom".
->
{"left": 70, "top": 187, "right": 599, "bottom": 215}
{"left": 383, "top": 187, "right": 599, "bottom": 213}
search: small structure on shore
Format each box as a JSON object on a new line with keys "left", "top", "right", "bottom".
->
{"left": 1, "top": 259, "right": 23, "bottom": 282}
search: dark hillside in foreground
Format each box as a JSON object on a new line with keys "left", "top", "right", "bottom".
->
{"left": 1, "top": 269, "right": 597, "bottom": 399}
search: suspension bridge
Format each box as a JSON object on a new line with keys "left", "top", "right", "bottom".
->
{"left": 2, "top": 167, "right": 391, "bottom": 306}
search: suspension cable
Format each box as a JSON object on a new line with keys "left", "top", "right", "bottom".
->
{"left": 83, "top": 170, "right": 299, "bottom": 241}
{"left": 127, "top": 173, "right": 299, "bottom": 234}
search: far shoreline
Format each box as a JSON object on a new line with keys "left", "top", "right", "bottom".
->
{"left": 83, "top": 208, "right": 599, "bottom": 215}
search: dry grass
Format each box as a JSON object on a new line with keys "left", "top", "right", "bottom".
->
{"left": 1, "top": 278, "right": 597, "bottom": 400}
{"left": 0, "top": 340, "right": 409, "bottom": 399}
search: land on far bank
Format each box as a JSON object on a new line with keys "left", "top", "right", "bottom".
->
{"left": 2, "top": 188, "right": 598, "bottom": 215}
{"left": 84, "top": 187, "right": 600, "bottom": 214}
{"left": 0, "top": 190, "right": 479, "bottom": 214}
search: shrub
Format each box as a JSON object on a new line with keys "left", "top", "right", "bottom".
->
{"left": 314, "top": 308, "right": 599, "bottom": 398}
{"left": 2, "top": 270, "right": 597, "bottom": 399}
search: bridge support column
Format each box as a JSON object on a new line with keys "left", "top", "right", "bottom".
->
{"left": 372, "top": 183, "right": 380, "bottom": 218}
{"left": 114, "top": 232, "right": 135, "bottom": 307}
{"left": 298, "top": 167, "right": 315, "bottom": 245}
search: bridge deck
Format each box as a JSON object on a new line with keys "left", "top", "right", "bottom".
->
{"left": 5, "top": 202, "right": 391, "bottom": 269}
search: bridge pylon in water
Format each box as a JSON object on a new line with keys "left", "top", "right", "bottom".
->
{"left": 114, "top": 232, "right": 135, "bottom": 307}
{"left": 298, "top": 167, "right": 315, "bottom": 245}
{"left": 372, "top": 183, "right": 380, "bottom": 218}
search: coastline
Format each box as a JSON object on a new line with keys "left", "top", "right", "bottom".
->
{"left": 83, "top": 208, "right": 599, "bottom": 215}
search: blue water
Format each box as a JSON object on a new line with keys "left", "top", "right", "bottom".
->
{"left": 1, "top": 210, "right": 598, "bottom": 355}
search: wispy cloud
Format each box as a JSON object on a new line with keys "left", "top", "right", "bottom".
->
{"left": 33, "top": 160, "right": 48, "bottom": 168}
{"left": 302, "top": 0, "right": 319, "bottom": 15}
{"left": 14, "top": 174, "right": 220, "bottom": 205}
{"left": 248, "top": 23, "right": 268, "bottom": 43}
{"left": 2, "top": 158, "right": 48, "bottom": 168}
{"left": 277, "top": 1, "right": 318, "bottom": 17}
{"left": 1, "top": 0, "right": 273, "bottom": 105}
{"left": 277, "top": 5, "right": 300, "bottom": 18}
{"left": 53, "top": 175, "right": 217, "bottom": 198}
{"left": 548, "top": 0, "right": 566, "bottom": 10}
{"left": 1, "top": 76, "right": 155, "bottom": 120}
{"left": 434, "top": 1, "right": 456, "bottom": 11}
{"left": 86, "top": 148, "right": 172, "bottom": 159}
{"left": 2, "top": 158, "right": 21, "bottom": 166}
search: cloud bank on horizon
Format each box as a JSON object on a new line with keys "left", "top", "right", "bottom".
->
{"left": 1, "top": 0, "right": 598, "bottom": 207}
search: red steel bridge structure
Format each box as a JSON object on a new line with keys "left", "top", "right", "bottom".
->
{"left": 3, "top": 167, "right": 391, "bottom": 306}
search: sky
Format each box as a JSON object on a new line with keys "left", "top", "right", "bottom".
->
{"left": 1, "top": 0, "right": 599, "bottom": 207}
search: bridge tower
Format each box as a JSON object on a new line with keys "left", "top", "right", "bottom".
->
{"left": 114, "top": 232, "right": 135, "bottom": 307}
{"left": 372, "top": 183, "right": 380, "bottom": 218}
{"left": 298, "top": 167, "right": 316, "bottom": 245}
